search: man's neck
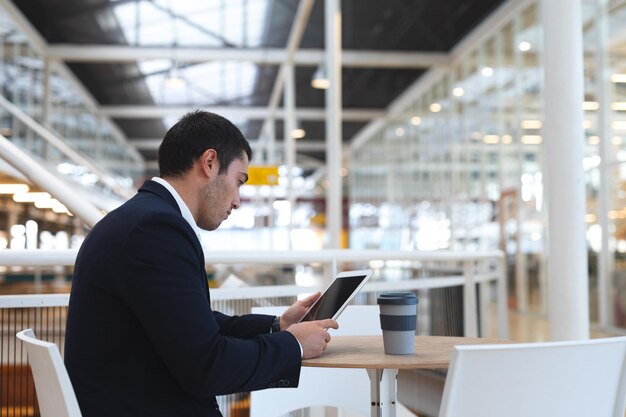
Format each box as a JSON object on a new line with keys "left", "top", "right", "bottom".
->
{"left": 161, "top": 176, "right": 198, "bottom": 219}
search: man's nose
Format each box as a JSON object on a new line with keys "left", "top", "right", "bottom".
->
{"left": 232, "top": 194, "right": 241, "bottom": 209}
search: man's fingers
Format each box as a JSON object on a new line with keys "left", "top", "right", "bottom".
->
{"left": 318, "top": 319, "right": 339, "bottom": 330}
{"left": 301, "top": 291, "right": 321, "bottom": 306}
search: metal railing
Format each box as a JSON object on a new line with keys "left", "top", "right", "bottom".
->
{"left": 0, "top": 248, "right": 507, "bottom": 339}
{"left": 0, "top": 249, "right": 506, "bottom": 417}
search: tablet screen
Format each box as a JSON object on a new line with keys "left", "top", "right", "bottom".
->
{"left": 300, "top": 274, "right": 369, "bottom": 322}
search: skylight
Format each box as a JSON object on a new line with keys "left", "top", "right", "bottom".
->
{"left": 138, "top": 60, "right": 258, "bottom": 106}
{"left": 111, "top": 0, "right": 269, "bottom": 120}
{"left": 112, "top": 0, "right": 270, "bottom": 47}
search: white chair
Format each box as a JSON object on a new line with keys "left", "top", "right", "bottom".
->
{"left": 250, "top": 305, "right": 381, "bottom": 417}
{"left": 439, "top": 336, "right": 626, "bottom": 417}
{"left": 16, "top": 329, "right": 82, "bottom": 417}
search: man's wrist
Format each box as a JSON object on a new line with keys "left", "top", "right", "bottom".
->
{"left": 270, "top": 315, "right": 281, "bottom": 333}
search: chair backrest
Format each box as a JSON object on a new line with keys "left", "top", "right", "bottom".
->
{"left": 16, "top": 329, "right": 82, "bottom": 417}
{"left": 250, "top": 305, "right": 381, "bottom": 417}
{"left": 439, "top": 336, "right": 626, "bottom": 417}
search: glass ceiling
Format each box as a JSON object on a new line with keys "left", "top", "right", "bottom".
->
{"left": 111, "top": 0, "right": 270, "bottom": 114}
{"left": 112, "top": 0, "right": 269, "bottom": 47}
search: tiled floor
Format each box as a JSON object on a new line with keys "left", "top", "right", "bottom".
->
{"left": 485, "top": 303, "right": 625, "bottom": 342}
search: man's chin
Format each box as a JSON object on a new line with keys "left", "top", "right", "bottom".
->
{"left": 199, "top": 221, "right": 221, "bottom": 231}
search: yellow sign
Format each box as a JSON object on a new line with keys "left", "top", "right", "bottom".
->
{"left": 247, "top": 166, "right": 279, "bottom": 186}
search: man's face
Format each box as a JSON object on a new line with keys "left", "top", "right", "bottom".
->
{"left": 198, "top": 152, "right": 249, "bottom": 231}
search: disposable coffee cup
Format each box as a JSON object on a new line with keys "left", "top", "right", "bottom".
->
{"left": 377, "top": 292, "right": 418, "bottom": 355}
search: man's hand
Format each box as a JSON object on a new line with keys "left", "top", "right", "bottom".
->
{"left": 286, "top": 319, "right": 339, "bottom": 359}
{"left": 280, "top": 292, "right": 322, "bottom": 330}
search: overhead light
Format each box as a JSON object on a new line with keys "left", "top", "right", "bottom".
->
{"left": 613, "top": 121, "right": 626, "bottom": 130}
{"left": 291, "top": 121, "right": 306, "bottom": 139}
{"left": 0, "top": 184, "right": 29, "bottom": 194}
{"left": 35, "top": 198, "right": 68, "bottom": 213}
{"left": 13, "top": 192, "right": 51, "bottom": 203}
{"left": 395, "top": 127, "right": 405, "bottom": 137}
{"left": 481, "top": 67, "right": 494, "bottom": 77}
{"left": 429, "top": 103, "right": 442, "bottom": 113}
{"left": 518, "top": 41, "right": 532, "bottom": 52}
{"left": 452, "top": 87, "right": 464, "bottom": 97}
{"left": 521, "top": 120, "right": 542, "bottom": 129}
{"left": 502, "top": 135, "right": 513, "bottom": 144}
{"left": 311, "top": 66, "right": 329, "bottom": 89}
{"left": 611, "top": 74, "right": 626, "bottom": 83}
{"left": 483, "top": 135, "right": 500, "bottom": 144}
{"left": 291, "top": 128, "right": 305, "bottom": 139}
{"left": 56, "top": 200, "right": 69, "bottom": 212}
{"left": 410, "top": 116, "right": 421, "bottom": 126}
{"left": 588, "top": 136, "right": 600, "bottom": 145}
{"left": 612, "top": 102, "right": 626, "bottom": 111}
{"left": 164, "top": 60, "right": 186, "bottom": 89}
{"left": 521, "top": 135, "right": 542, "bottom": 144}
{"left": 583, "top": 101, "right": 599, "bottom": 111}
{"left": 165, "top": 73, "right": 186, "bottom": 89}
{"left": 53, "top": 205, "right": 71, "bottom": 215}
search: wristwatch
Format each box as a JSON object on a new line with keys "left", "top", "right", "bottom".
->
{"left": 270, "top": 315, "right": 281, "bottom": 333}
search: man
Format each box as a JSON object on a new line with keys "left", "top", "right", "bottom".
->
{"left": 64, "top": 110, "right": 338, "bottom": 417}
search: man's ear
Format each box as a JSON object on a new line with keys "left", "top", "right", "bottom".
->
{"left": 199, "top": 149, "right": 219, "bottom": 178}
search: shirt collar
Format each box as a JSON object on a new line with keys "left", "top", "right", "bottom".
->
{"left": 151, "top": 177, "right": 202, "bottom": 240}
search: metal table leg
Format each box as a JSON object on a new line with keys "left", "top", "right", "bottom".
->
{"left": 366, "top": 368, "right": 398, "bottom": 417}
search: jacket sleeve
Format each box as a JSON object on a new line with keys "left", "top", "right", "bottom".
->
{"left": 117, "top": 212, "right": 301, "bottom": 398}
{"left": 213, "top": 311, "right": 276, "bottom": 338}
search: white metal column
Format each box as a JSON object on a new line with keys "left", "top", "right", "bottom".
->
{"left": 325, "top": 0, "right": 343, "bottom": 249}
{"left": 541, "top": 0, "right": 590, "bottom": 340}
{"left": 42, "top": 58, "right": 51, "bottom": 128}
{"left": 284, "top": 63, "right": 297, "bottom": 249}
{"left": 267, "top": 118, "right": 276, "bottom": 166}
{"left": 513, "top": 14, "right": 528, "bottom": 313}
{"left": 266, "top": 118, "right": 276, "bottom": 249}
{"left": 258, "top": 0, "right": 313, "bottom": 162}
{"left": 595, "top": 0, "right": 613, "bottom": 328}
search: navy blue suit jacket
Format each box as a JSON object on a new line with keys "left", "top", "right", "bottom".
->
{"left": 64, "top": 180, "right": 301, "bottom": 417}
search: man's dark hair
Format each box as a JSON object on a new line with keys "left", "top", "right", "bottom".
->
{"left": 158, "top": 110, "right": 252, "bottom": 177}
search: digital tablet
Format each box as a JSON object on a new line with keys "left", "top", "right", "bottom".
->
{"left": 299, "top": 269, "right": 375, "bottom": 322}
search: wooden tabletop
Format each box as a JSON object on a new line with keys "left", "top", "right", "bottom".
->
{"left": 302, "top": 335, "right": 506, "bottom": 370}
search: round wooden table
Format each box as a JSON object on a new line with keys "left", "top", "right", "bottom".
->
{"left": 302, "top": 335, "right": 504, "bottom": 417}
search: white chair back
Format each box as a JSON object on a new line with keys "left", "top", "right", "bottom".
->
{"left": 439, "top": 336, "right": 626, "bottom": 417}
{"left": 250, "top": 305, "right": 381, "bottom": 417}
{"left": 16, "top": 329, "right": 82, "bottom": 417}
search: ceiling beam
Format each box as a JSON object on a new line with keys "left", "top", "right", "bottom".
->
{"left": 350, "top": 0, "right": 533, "bottom": 154}
{"left": 0, "top": 0, "right": 143, "bottom": 167}
{"left": 258, "top": 0, "right": 315, "bottom": 166}
{"left": 100, "top": 105, "right": 384, "bottom": 121}
{"left": 46, "top": 45, "right": 450, "bottom": 68}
